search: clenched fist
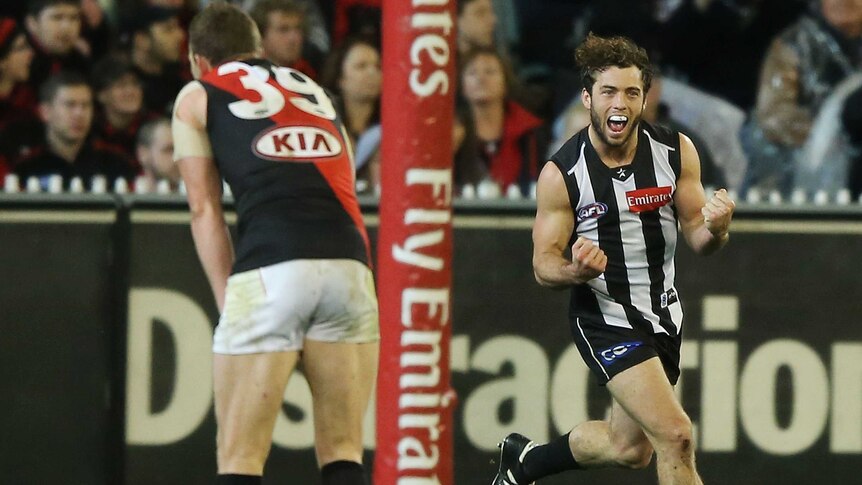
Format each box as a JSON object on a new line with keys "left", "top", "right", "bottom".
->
{"left": 702, "top": 189, "right": 735, "bottom": 237}
{"left": 569, "top": 237, "right": 607, "bottom": 283}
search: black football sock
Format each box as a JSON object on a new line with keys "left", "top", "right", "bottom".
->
{"left": 215, "top": 474, "right": 261, "bottom": 484}
{"left": 321, "top": 460, "right": 369, "bottom": 485}
{"left": 521, "top": 432, "right": 580, "bottom": 482}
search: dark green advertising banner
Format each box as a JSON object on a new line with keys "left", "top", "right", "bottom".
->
{"left": 124, "top": 212, "right": 862, "bottom": 485}
{"left": 0, "top": 200, "right": 122, "bottom": 484}
{"left": 1, "top": 199, "right": 860, "bottom": 484}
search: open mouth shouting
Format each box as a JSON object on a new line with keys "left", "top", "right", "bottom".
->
{"left": 607, "top": 114, "right": 629, "bottom": 135}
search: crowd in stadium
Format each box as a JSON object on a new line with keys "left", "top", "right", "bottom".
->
{"left": 0, "top": 0, "right": 860, "bottom": 199}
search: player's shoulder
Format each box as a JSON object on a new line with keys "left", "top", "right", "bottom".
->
{"left": 640, "top": 120, "right": 680, "bottom": 148}
{"left": 549, "top": 126, "right": 588, "bottom": 170}
{"left": 173, "top": 81, "right": 207, "bottom": 126}
{"left": 176, "top": 80, "right": 206, "bottom": 101}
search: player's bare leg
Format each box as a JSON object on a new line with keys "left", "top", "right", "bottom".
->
{"left": 302, "top": 339, "right": 379, "bottom": 484}
{"left": 607, "top": 357, "right": 703, "bottom": 485}
{"left": 569, "top": 397, "right": 654, "bottom": 469}
{"left": 213, "top": 351, "right": 298, "bottom": 475}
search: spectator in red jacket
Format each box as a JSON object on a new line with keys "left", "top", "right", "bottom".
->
{"left": 454, "top": 47, "right": 547, "bottom": 197}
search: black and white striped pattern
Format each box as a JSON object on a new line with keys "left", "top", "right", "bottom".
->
{"left": 551, "top": 122, "right": 683, "bottom": 336}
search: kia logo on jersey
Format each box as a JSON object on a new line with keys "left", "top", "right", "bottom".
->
{"left": 577, "top": 202, "right": 608, "bottom": 222}
{"left": 626, "top": 186, "right": 673, "bottom": 213}
{"left": 253, "top": 126, "right": 343, "bottom": 161}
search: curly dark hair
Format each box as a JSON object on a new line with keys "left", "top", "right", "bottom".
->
{"left": 575, "top": 32, "right": 653, "bottom": 95}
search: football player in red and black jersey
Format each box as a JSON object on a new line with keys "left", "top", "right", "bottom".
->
{"left": 173, "top": 4, "right": 377, "bottom": 485}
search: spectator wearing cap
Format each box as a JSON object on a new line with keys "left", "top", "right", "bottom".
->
{"left": 0, "top": 17, "right": 37, "bottom": 187}
{"left": 250, "top": 0, "right": 320, "bottom": 79}
{"left": 13, "top": 71, "right": 136, "bottom": 190}
{"left": 126, "top": 6, "right": 187, "bottom": 114}
{"left": 24, "top": 0, "right": 90, "bottom": 90}
{"left": 91, "top": 55, "right": 156, "bottom": 167}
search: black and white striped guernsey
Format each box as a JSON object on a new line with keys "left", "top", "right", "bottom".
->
{"left": 549, "top": 122, "right": 684, "bottom": 336}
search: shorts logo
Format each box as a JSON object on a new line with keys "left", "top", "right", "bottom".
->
{"left": 626, "top": 186, "right": 672, "bottom": 213}
{"left": 577, "top": 202, "right": 608, "bottom": 222}
{"left": 253, "top": 125, "right": 343, "bottom": 161}
{"left": 598, "top": 341, "right": 643, "bottom": 364}
{"left": 660, "top": 288, "right": 678, "bottom": 308}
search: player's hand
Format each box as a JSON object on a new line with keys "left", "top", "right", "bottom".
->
{"left": 568, "top": 237, "right": 607, "bottom": 283}
{"left": 702, "top": 188, "right": 735, "bottom": 237}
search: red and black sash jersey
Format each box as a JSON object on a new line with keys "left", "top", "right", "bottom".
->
{"left": 198, "top": 58, "right": 370, "bottom": 273}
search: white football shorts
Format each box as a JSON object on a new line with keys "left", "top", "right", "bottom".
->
{"left": 213, "top": 258, "right": 379, "bottom": 354}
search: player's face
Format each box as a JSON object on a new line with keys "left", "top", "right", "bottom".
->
{"left": 1, "top": 34, "right": 34, "bottom": 83}
{"left": 583, "top": 66, "right": 645, "bottom": 148}
{"left": 458, "top": 0, "right": 497, "bottom": 49}
{"left": 149, "top": 17, "right": 184, "bottom": 63}
{"left": 461, "top": 53, "right": 506, "bottom": 104}
{"left": 339, "top": 43, "right": 381, "bottom": 102}
{"left": 262, "top": 11, "right": 304, "bottom": 66}
{"left": 100, "top": 73, "right": 143, "bottom": 116}
{"left": 44, "top": 85, "right": 93, "bottom": 143}
{"left": 29, "top": 4, "right": 81, "bottom": 55}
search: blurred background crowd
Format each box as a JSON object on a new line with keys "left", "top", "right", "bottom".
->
{"left": 0, "top": 0, "right": 860, "bottom": 201}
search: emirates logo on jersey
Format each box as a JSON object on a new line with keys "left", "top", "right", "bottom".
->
{"left": 626, "top": 186, "right": 673, "bottom": 213}
{"left": 253, "top": 126, "right": 343, "bottom": 161}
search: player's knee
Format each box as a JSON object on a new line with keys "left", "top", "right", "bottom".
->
{"left": 653, "top": 416, "right": 695, "bottom": 457}
{"left": 614, "top": 440, "right": 654, "bottom": 469}
{"left": 216, "top": 432, "right": 269, "bottom": 473}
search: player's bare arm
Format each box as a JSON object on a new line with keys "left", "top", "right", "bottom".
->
{"left": 532, "top": 162, "right": 608, "bottom": 287}
{"left": 173, "top": 81, "right": 235, "bottom": 311}
{"left": 674, "top": 133, "right": 735, "bottom": 256}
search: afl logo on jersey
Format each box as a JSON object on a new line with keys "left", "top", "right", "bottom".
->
{"left": 253, "top": 126, "right": 343, "bottom": 161}
{"left": 577, "top": 202, "right": 608, "bottom": 222}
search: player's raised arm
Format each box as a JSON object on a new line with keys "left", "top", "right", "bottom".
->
{"left": 532, "top": 161, "right": 607, "bottom": 287}
{"left": 173, "top": 81, "right": 234, "bottom": 311}
{"left": 674, "top": 133, "right": 735, "bottom": 256}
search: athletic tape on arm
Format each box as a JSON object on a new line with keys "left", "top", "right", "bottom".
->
{"left": 172, "top": 81, "right": 214, "bottom": 161}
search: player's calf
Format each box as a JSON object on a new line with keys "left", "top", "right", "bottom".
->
{"left": 612, "top": 440, "right": 653, "bottom": 469}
